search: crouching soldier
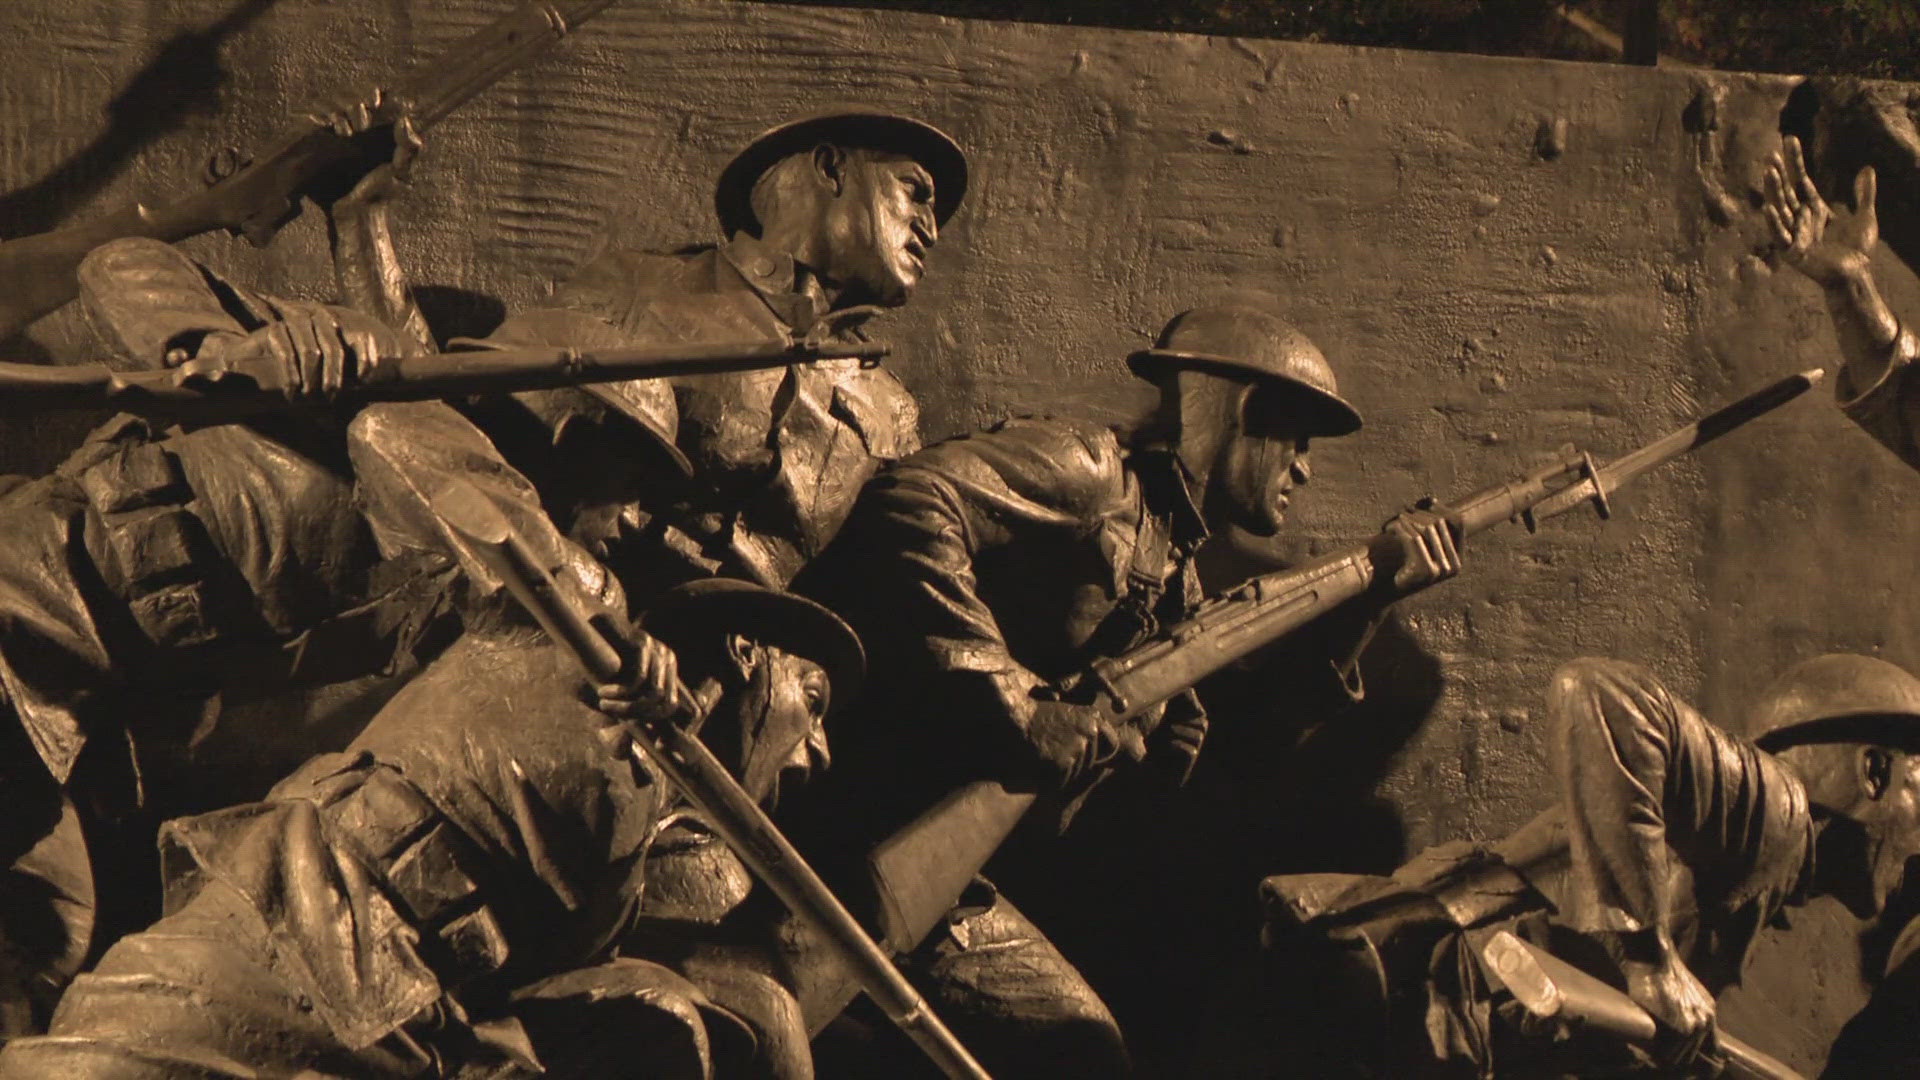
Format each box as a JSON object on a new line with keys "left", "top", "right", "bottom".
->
{"left": 0, "top": 576, "right": 864, "bottom": 1079}
{"left": 1263, "top": 653, "right": 1920, "bottom": 1078}
{"left": 795, "top": 300, "right": 1464, "bottom": 1075}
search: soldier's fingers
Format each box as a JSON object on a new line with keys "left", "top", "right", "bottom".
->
{"left": 1771, "top": 161, "right": 1800, "bottom": 215}
{"left": 393, "top": 116, "right": 423, "bottom": 175}
{"left": 1762, "top": 163, "right": 1788, "bottom": 215}
{"left": 1761, "top": 201, "right": 1790, "bottom": 245}
{"left": 1432, "top": 523, "right": 1461, "bottom": 573}
{"left": 1788, "top": 140, "right": 1824, "bottom": 211}
{"left": 305, "top": 316, "right": 341, "bottom": 399}
{"left": 345, "top": 327, "right": 380, "bottom": 389}
{"left": 322, "top": 323, "right": 350, "bottom": 397}
{"left": 350, "top": 100, "right": 373, "bottom": 133}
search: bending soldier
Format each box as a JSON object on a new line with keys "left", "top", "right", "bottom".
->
{"left": 1264, "top": 653, "right": 1920, "bottom": 1078}
{"left": 0, "top": 97, "right": 686, "bottom": 1028}
{"left": 796, "top": 301, "right": 1464, "bottom": 1075}
{"left": 0, "top": 578, "right": 864, "bottom": 1079}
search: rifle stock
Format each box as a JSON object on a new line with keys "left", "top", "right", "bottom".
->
{"left": 0, "top": 0, "right": 615, "bottom": 339}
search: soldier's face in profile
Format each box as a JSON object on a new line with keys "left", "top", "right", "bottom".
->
{"left": 1208, "top": 381, "right": 1311, "bottom": 537}
{"left": 821, "top": 150, "right": 937, "bottom": 305}
{"left": 722, "top": 642, "right": 832, "bottom": 809}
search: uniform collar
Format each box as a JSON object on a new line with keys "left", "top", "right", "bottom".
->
{"left": 1129, "top": 445, "right": 1210, "bottom": 553}
{"left": 720, "top": 233, "right": 825, "bottom": 332}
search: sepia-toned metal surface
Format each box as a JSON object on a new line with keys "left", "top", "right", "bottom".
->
{"left": 0, "top": 1, "right": 1912, "bottom": 1072}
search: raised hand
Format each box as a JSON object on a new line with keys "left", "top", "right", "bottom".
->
{"left": 307, "top": 86, "right": 424, "bottom": 209}
{"left": 1763, "top": 134, "right": 1878, "bottom": 289}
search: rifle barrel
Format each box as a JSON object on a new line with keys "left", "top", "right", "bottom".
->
{"left": 0, "top": 339, "right": 888, "bottom": 418}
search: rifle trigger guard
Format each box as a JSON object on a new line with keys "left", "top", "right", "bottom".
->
{"left": 1578, "top": 451, "right": 1611, "bottom": 520}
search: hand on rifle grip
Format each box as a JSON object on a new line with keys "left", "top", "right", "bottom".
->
{"left": 1370, "top": 499, "right": 1465, "bottom": 597}
{"left": 307, "top": 86, "right": 424, "bottom": 209}
{"left": 596, "top": 630, "right": 694, "bottom": 725}
{"left": 1023, "top": 699, "right": 1134, "bottom": 789}
{"left": 1143, "top": 690, "right": 1208, "bottom": 787}
{"left": 176, "top": 302, "right": 382, "bottom": 402}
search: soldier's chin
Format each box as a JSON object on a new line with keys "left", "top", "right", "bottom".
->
{"left": 1235, "top": 505, "right": 1286, "bottom": 538}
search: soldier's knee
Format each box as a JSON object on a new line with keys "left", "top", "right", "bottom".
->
{"left": 76, "top": 237, "right": 191, "bottom": 287}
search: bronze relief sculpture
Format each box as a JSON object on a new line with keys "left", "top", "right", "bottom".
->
{"left": 0, "top": 1, "right": 1917, "bottom": 1077}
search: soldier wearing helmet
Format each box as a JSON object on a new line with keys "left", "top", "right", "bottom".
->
{"left": 0, "top": 579, "right": 866, "bottom": 1078}
{"left": 794, "top": 300, "right": 1462, "bottom": 1075}
{"left": 1263, "top": 652, "right": 1920, "bottom": 1077}
{"left": 481, "top": 111, "right": 969, "bottom": 593}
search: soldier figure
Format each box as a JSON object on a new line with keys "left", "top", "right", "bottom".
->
{"left": 483, "top": 111, "right": 966, "bottom": 592}
{"left": 0, "top": 97, "right": 690, "bottom": 1027}
{"left": 1264, "top": 653, "right": 1920, "bottom": 1077}
{"left": 796, "top": 301, "right": 1463, "bottom": 1074}
{"left": 0, "top": 578, "right": 864, "bottom": 1078}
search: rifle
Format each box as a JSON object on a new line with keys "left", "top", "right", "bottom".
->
{"left": 0, "top": 0, "right": 617, "bottom": 341}
{"left": 0, "top": 338, "right": 887, "bottom": 421}
{"left": 1482, "top": 929, "right": 1804, "bottom": 1080}
{"left": 429, "top": 480, "right": 993, "bottom": 1080}
{"left": 865, "top": 369, "right": 1825, "bottom": 958}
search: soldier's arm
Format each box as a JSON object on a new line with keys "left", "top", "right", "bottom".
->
{"left": 321, "top": 92, "right": 435, "bottom": 357}
{"left": 826, "top": 420, "right": 1128, "bottom": 734}
{"left": 347, "top": 400, "right": 623, "bottom": 619}
{"left": 1549, "top": 658, "right": 1811, "bottom": 1057}
{"left": 1763, "top": 136, "right": 1920, "bottom": 467}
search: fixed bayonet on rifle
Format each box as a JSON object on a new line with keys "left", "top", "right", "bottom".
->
{"left": 1481, "top": 930, "right": 1804, "bottom": 1080}
{"left": 0, "top": 0, "right": 616, "bottom": 340}
{"left": 1079, "top": 367, "right": 1826, "bottom": 727}
{"left": 866, "top": 369, "right": 1824, "bottom": 963}
{"left": 0, "top": 338, "right": 887, "bottom": 421}
{"left": 429, "top": 480, "right": 992, "bottom": 1080}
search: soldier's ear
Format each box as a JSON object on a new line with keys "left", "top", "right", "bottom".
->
{"left": 722, "top": 632, "right": 761, "bottom": 683}
{"left": 1861, "top": 746, "right": 1896, "bottom": 801}
{"left": 811, "top": 144, "right": 847, "bottom": 197}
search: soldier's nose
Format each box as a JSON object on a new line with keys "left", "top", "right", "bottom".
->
{"left": 1291, "top": 452, "right": 1312, "bottom": 485}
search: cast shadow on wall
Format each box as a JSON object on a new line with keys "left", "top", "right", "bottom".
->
{"left": 0, "top": 0, "right": 278, "bottom": 245}
{"left": 817, "top": 609, "right": 1445, "bottom": 1078}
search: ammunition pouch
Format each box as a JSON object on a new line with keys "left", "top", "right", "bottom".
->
{"left": 314, "top": 762, "right": 510, "bottom": 991}
{"left": 70, "top": 436, "right": 226, "bottom": 652}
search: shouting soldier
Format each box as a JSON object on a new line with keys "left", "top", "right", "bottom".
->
{"left": 0, "top": 578, "right": 865, "bottom": 1079}
{"left": 796, "top": 300, "right": 1464, "bottom": 1074}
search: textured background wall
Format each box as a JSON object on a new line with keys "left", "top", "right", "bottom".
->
{"left": 1, "top": 1, "right": 1914, "bottom": 1073}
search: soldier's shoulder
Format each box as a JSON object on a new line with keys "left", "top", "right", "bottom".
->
{"left": 906, "top": 415, "right": 1129, "bottom": 517}
{"left": 553, "top": 245, "right": 718, "bottom": 314}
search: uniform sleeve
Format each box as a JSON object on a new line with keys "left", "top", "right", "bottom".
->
{"left": 1839, "top": 324, "right": 1920, "bottom": 472}
{"left": 346, "top": 401, "right": 621, "bottom": 616}
{"left": 825, "top": 419, "right": 1130, "bottom": 728}
{"left": 1549, "top": 658, "right": 1811, "bottom": 942}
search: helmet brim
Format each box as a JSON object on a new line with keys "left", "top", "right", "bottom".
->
{"left": 715, "top": 113, "right": 968, "bottom": 240}
{"left": 1127, "top": 348, "right": 1364, "bottom": 437}
{"left": 642, "top": 578, "right": 866, "bottom": 713}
